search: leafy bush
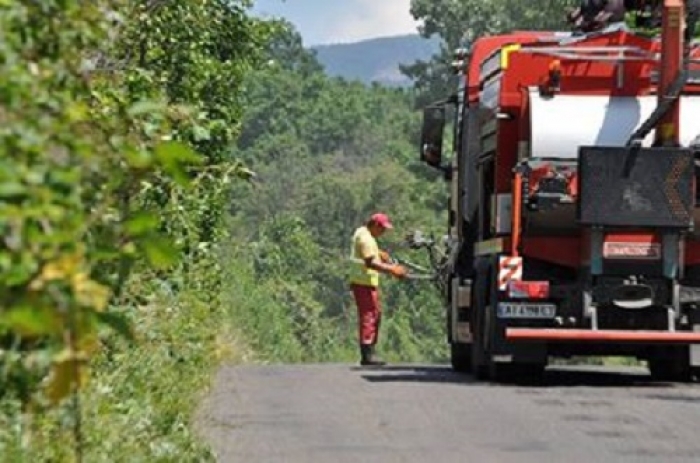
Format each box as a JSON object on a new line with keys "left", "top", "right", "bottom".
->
{"left": 0, "top": 0, "right": 272, "bottom": 459}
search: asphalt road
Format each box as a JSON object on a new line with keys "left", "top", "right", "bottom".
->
{"left": 198, "top": 364, "right": 700, "bottom": 463}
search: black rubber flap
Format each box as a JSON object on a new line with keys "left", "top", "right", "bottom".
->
{"left": 577, "top": 146, "right": 694, "bottom": 228}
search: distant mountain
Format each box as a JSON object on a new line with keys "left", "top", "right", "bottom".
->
{"left": 310, "top": 34, "right": 441, "bottom": 87}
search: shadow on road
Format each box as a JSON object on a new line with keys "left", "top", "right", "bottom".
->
{"left": 536, "top": 367, "right": 675, "bottom": 388}
{"left": 354, "top": 365, "right": 480, "bottom": 385}
{"left": 641, "top": 392, "right": 700, "bottom": 404}
{"left": 355, "top": 364, "right": 685, "bottom": 388}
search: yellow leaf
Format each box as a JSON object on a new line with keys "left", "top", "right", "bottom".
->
{"left": 77, "top": 334, "right": 100, "bottom": 356}
{"left": 44, "top": 351, "right": 89, "bottom": 405}
{"left": 43, "top": 263, "right": 64, "bottom": 279}
{"left": 31, "top": 252, "right": 84, "bottom": 289}
{"left": 72, "top": 272, "right": 111, "bottom": 311}
{"left": 72, "top": 271, "right": 89, "bottom": 286}
{"left": 54, "top": 348, "right": 88, "bottom": 363}
{"left": 66, "top": 102, "right": 89, "bottom": 123}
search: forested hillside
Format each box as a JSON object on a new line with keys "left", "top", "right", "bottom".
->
{"left": 226, "top": 26, "right": 449, "bottom": 364}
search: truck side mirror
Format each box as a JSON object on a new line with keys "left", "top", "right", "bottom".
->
{"left": 420, "top": 105, "right": 446, "bottom": 168}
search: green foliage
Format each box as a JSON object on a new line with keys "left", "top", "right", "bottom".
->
{"left": 0, "top": 272, "right": 238, "bottom": 462}
{"left": 0, "top": 0, "right": 272, "bottom": 459}
{"left": 404, "top": 0, "right": 577, "bottom": 104}
{"left": 0, "top": 0, "right": 172, "bottom": 412}
{"left": 265, "top": 19, "right": 325, "bottom": 76}
{"left": 411, "top": 0, "right": 576, "bottom": 46}
{"left": 227, "top": 24, "right": 449, "bottom": 365}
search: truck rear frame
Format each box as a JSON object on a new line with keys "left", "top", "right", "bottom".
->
{"left": 418, "top": 1, "right": 700, "bottom": 381}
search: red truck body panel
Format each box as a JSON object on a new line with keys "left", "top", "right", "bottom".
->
{"left": 468, "top": 28, "right": 700, "bottom": 269}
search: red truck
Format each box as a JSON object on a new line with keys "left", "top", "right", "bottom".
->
{"left": 418, "top": 1, "right": 700, "bottom": 381}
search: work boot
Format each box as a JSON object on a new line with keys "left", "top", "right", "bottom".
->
{"left": 360, "top": 344, "right": 386, "bottom": 366}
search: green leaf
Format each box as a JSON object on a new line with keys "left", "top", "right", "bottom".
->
{"left": 5, "top": 258, "right": 37, "bottom": 286}
{"left": 154, "top": 141, "right": 202, "bottom": 164}
{"left": 0, "top": 182, "right": 26, "bottom": 199}
{"left": 1, "top": 305, "right": 61, "bottom": 337}
{"left": 91, "top": 247, "right": 122, "bottom": 262}
{"left": 94, "top": 311, "right": 134, "bottom": 341}
{"left": 128, "top": 100, "right": 166, "bottom": 116}
{"left": 192, "top": 125, "right": 211, "bottom": 141}
{"left": 66, "top": 102, "right": 89, "bottom": 122}
{"left": 141, "top": 235, "right": 179, "bottom": 269}
{"left": 125, "top": 148, "right": 153, "bottom": 170}
{"left": 154, "top": 141, "right": 203, "bottom": 187}
{"left": 48, "top": 169, "right": 79, "bottom": 188}
{"left": 125, "top": 212, "right": 159, "bottom": 236}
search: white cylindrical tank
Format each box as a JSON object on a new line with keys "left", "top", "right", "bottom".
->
{"left": 527, "top": 88, "right": 700, "bottom": 159}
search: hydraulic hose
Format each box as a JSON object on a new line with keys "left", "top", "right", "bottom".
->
{"left": 626, "top": 0, "right": 699, "bottom": 147}
{"left": 625, "top": 61, "right": 689, "bottom": 147}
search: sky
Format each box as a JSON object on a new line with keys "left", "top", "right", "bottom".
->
{"left": 251, "top": 0, "right": 421, "bottom": 46}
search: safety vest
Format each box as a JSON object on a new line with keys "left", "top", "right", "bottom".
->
{"left": 348, "top": 226, "right": 379, "bottom": 287}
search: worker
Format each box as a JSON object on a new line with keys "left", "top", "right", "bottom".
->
{"left": 348, "top": 212, "right": 408, "bottom": 366}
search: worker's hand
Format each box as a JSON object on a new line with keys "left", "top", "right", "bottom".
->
{"left": 389, "top": 264, "right": 408, "bottom": 279}
{"left": 379, "top": 250, "right": 391, "bottom": 263}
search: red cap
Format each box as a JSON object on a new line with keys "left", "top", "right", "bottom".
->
{"left": 370, "top": 213, "right": 393, "bottom": 229}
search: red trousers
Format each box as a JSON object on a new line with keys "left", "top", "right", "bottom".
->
{"left": 350, "top": 284, "right": 382, "bottom": 346}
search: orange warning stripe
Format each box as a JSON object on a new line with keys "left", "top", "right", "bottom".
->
{"left": 507, "top": 328, "right": 700, "bottom": 343}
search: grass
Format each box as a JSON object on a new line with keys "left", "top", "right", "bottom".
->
{"left": 0, "top": 259, "right": 244, "bottom": 462}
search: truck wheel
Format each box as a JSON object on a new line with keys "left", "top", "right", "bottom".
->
{"left": 450, "top": 342, "right": 472, "bottom": 373}
{"left": 648, "top": 346, "right": 692, "bottom": 382}
{"left": 472, "top": 262, "right": 546, "bottom": 383}
{"left": 471, "top": 337, "right": 489, "bottom": 380}
{"left": 471, "top": 262, "right": 490, "bottom": 380}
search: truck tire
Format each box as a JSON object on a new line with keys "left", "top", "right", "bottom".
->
{"left": 450, "top": 342, "right": 472, "bottom": 373}
{"left": 471, "top": 262, "right": 490, "bottom": 380}
{"left": 446, "top": 278, "right": 473, "bottom": 374}
{"left": 476, "top": 256, "right": 547, "bottom": 384}
{"left": 648, "top": 346, "right": 692, "bottom": 382}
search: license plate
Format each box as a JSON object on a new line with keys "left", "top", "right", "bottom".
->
{"left": 603, "top": 242, "right": 661, "bottom": 260}
{"left": 497, "top": 302, "right": 556, "bottom": 319}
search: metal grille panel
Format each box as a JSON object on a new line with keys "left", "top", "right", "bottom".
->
{"left": 577, "top": 146, "right": 694, "bottom": 228}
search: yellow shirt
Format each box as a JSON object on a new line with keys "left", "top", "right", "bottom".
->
{"left": 348, "top": 226, "right": 380, "bottom": 287}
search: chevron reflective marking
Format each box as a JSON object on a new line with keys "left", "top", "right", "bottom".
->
{"left": 498, "top": 256, "right": 522, "bottom": 291}
{"left": 663, "top": 154, "right": 691, "bottom": 221}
